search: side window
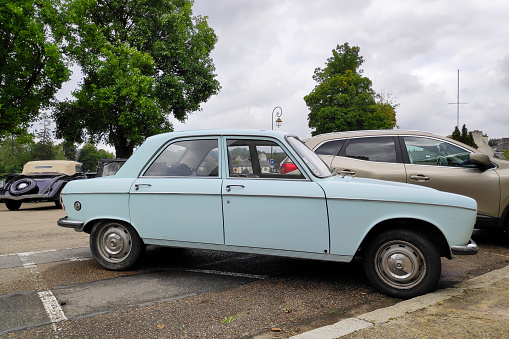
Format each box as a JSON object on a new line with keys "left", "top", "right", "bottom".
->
{"left": 144, "top": 139, "right": 219, "bottom": 177}
{"left": 344, "top": 137, "right": 397, "bottom": 163}
{"left": 403, "top": 137, "right": 471, "bottom": 167}
{"left": 315, "top": 140, "right": 344, "bottom": 156}
{"left": 227, "top": 139, "right": 305, "bottom": 179}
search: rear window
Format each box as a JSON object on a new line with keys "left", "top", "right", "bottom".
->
{"left": 315, "top": 140, "right": 345, "bottom": 156}
{"left": 344, "top": 137, "right": 397, "bottom": 163}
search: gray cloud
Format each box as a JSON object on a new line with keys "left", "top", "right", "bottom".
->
{"left": 55, "top": 0, "right": 509, "bottom": 141}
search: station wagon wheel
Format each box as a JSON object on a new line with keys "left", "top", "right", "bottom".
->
{"left": 364, "top": 229, "right": 441, "bottom": 299}
{"left": 90, "top": 221, "right": 143, "bottom": 270}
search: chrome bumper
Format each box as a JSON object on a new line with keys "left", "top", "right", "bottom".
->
{"left": 57, "top": 216, "right": 84, "bottom": 230}
{"left": 451, "top": 239, "right": 479, "bottom": 256}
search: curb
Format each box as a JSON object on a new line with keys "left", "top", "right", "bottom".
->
{"left": 292, "top": 265, "right": 509, "bottom": 339}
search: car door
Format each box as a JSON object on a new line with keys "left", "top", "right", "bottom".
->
{"left": 129, "top": 137, "right": 224, "bottom": 244}
{"left": 326, "top": 136, "right": 407, "bottom": 182}
{"left": 221, "top": 137, "right": 330, "bottom": 254}
{"left": 401, "top": 136, "right": 501, "bottom": 218}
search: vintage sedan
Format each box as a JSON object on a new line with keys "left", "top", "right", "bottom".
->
{"left": 0, "top": 160, "right": 84, "bottom": 210}
{"left": 58, "top": 129, "right": 478, "bottom": 299}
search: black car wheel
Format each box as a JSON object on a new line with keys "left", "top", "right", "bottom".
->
{"left": 364, "top": 229, "right": 441, "bottom": 299}
{"left": 9, "top": 178, "right": 37, "bottom": 196}
{"left": 90, "top": 221, "right": 143, "bottom": 270}
{"left": 5, "top": 200, "right": 22, "bottom": 211}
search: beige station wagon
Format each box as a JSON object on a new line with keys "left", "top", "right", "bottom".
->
{"left": 306, "top": 130, "right": 509, "bottom": 233}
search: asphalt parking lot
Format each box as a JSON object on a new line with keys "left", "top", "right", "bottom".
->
{"left": 1, "top": 202, "right": 509, "bottom": 338}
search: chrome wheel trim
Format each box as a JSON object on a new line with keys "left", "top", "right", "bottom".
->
{"left": 374, "top": 240, "right": 426, "bottom": 290}
{"left": 97, "top": 224, "right": 133, "bottom": 263}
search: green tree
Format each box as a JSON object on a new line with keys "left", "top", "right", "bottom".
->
{"left": 59, "top": 140, "right": 78, "bottom": 160}
{"left": 0, "top": 0, "right": 70, "bottom": 138}
{"left": 451, "top": 124, "right": 478, "bottom": 149}
{"left": 77, "top": 143, "right": 99, "bottom": 172}
{"left": 304, "top": 43, "right": 397, "bottom": 136}
{"left": 31, "top": 113, "right": 56, "bottom": 160}
{"left": 77, "top": 143, "right": 114, "bottom": 172}
{"left": 53, "top": 0, "right": 221, "bottom": 158}
{"left": 0, "top": 134, "right": 34, "bottom": 173}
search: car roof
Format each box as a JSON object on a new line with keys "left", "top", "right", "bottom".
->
{"left": 22, "top": 160, "right": 83, "bottom": 175}
{"left": 305, "top": 129, "right": 480, "bottom": 153}
{"left": 115, "top": 129, "right": 297, "bottom": 178}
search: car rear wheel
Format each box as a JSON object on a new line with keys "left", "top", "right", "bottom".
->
{"left": 90, "top": 221, "right": 143, "bottom": 270}
{"left": 364, "top": 229, "right": 441, "bottom": 299}
{"left": 5, "top": 200, "right": 22, "bottom": 211}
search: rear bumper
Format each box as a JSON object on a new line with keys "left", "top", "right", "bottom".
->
{"left": 57, "top": 216, "right": 84, "bottom": 230}
{"left": 451, "top": 239, "right": 479, "bottom": 256}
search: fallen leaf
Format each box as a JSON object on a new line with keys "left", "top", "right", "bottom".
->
{"left": 271, "top": 327, "right": 282, "bottom": 332}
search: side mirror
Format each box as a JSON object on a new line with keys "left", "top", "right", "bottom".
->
{"left": 468, "top": 153, "right": 492, "bottom": 169}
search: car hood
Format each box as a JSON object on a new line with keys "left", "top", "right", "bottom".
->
{"left": 317, "top": 175, "right": 477, "bottom": 211}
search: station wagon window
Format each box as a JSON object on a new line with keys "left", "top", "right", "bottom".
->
{"left": 144, "top": 139, "right": 219, "bottom": 177}
{"left": 227, "top": 139, "right": 304, "bottom": 179}
{"left": 315, "top": 139, "right": 345, "bottom": 156}
{"left": 344, "top": 137, "right": 397, "bottom": 163}
{"left": 403, "top": 137, "right": 471, "bottom": 167}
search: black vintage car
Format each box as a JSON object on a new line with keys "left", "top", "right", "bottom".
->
{"left": 0, "top": 160, "right": 85, "bottom": 210}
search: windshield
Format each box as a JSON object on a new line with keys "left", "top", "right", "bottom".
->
{"left": 287, "top": 136, "right": 332, "bottom": 178}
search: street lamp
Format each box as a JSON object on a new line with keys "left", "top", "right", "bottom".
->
{"left": 272, "top": 106, "right": 283, "bottom": 130}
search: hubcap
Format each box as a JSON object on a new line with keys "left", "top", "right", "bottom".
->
{"left": 375, "top": 240, "right": 426, "bottom": 289}
{"left": 97, "top": 224, "right": 132, "bottom": 263}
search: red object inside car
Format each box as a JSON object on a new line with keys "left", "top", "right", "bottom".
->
{"left": 280, "top": 162, "right": 297, "bottom": 174}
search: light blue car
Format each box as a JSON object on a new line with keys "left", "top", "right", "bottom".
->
{"left": 58, "top": 129, "right": 478, "bottom": 298}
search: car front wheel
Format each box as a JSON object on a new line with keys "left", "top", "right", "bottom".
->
{"left": 363, "top": 229, "right": 441, "bottom": 299}
{"left": 90, "top": 221, "right": 143, "bottom": 270}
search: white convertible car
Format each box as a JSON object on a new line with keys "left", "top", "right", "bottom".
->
{"left": 58, "top": 129, "right": 478, "bottom": 298}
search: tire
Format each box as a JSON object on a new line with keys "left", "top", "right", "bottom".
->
{"left": 90, "top": 221, "right": 143, "bottom": 270}
{"left": 363, "top": 229, "right": 441, "bottom": 299}
{"left": 54, "top": 193, "right": 63, "bottom": 209}
{"left": 9, "top": 178, "right": 37, "bottom": 196}
{"left": 5, "top": 200, "right": 22, "bottom": 211}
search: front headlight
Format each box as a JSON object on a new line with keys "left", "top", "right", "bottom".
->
{"left": 0, "top": 180, "right": 4, "bottom": 189}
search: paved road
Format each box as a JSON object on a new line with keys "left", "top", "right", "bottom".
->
{"left": 1, "top": 202, "right": 508, "bottom": 338}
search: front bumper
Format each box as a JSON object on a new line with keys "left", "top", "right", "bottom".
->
{"left": 57, "top": 216, "right": 84, "bottom": 230}
{"left": 451, "top": 239, "right": 479, "bottom": 256}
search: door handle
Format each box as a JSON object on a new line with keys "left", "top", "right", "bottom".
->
{"left": 226, "top": 184, "right": 245, "bottom": 192}
{"left": 409, "top": 174, "right": 430, "bottom": 182}
{"left": 340, "top": 169, "right": 356, "bottom": 176}
{"left": 135, "top": 184, "right": 152, "bottom": 190}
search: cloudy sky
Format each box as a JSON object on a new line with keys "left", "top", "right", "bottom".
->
{"left": 57, "top": 0, "right": 509, "bottom": 144}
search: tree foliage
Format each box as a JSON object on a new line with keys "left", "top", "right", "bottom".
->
{"left": 451, "top": 124, "right": 477, "bottom": 149}
{"left": 0, "top": 135, "right": 34, "bottom": 173}
{"left": 305, "top": 43, "right": 397, "bottom": 136}
{"left": 0, "top": 0, "right": 70, "bottom": 138}
{"left": 53, "top": 0, "right": 221, "bottom": 158}
{"left": 77, "top": 143, "right": 113, "bottom": 172}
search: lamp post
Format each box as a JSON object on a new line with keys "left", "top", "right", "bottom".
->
{"left": 271, "top": 106, "right": 283, "bottom": 130}
{"left": 270, "top": 106, "right": 283, "bottom": 173}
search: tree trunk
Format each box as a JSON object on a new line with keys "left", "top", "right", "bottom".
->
{"left": 115, "top": 142, "right": 134, "bottom": 159}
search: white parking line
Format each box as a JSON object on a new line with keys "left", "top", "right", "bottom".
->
{"left": 18, "top": 253, "right": 67, "bottom": 326}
